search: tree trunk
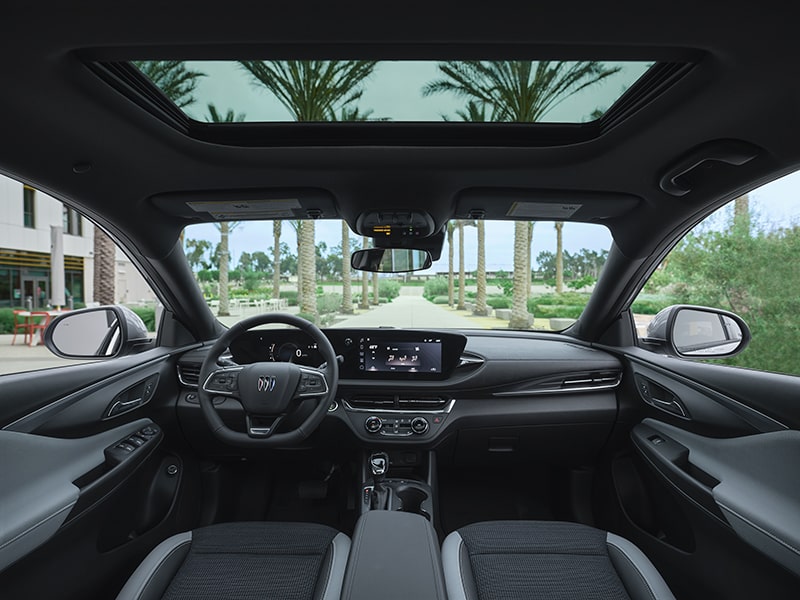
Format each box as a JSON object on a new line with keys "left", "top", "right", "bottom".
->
{"left": 474, "top": 220, "right": 488, "bottom": 315}
{"left": 457, "top": 221, "right": 466, "bottom": 310}
{"left": 555, "top": 221, "right": 564, "bottom": 294}
{"left": 360, "top": 236, "right": 370, "bottom": 309}
{"left": 217, "top": 222, "right": 230, "bottom": 316}
{"left": 527, "top": 222, "right": 534, "bottom": 294}
{"left": 299, "top": 220, "right": 317, "bottom": 320}
{"left": 372, "top": 272, "right": 379, "bottom": 305}
{"left": 509, "top": 221, "right": 531, "bottom": 329}
{"left": 341, "top": 220, "right": 353, "bottom": 314}
{"left": 295, "top": 221, "right": 304, "bottom": 309}
{"left": 447, "top": 222, "right": 455, "bottom": 307}
{"left": 272, "top": 220, "right": 281, "bottom": 299}
{"left": 93, "top": 226, "right": 116, "bottom": 305}
{"left": 733, "top": 194, "right": 750, "bottom": 234}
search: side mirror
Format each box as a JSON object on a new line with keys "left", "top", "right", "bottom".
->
{"left": 44, "top": 306, "right": 152, "bottom": 359}
{"left": 351, "top": 248, "right": 433, "bottom": 273}
{"left": 645, "top": 305, "right": 751, "bottom": 358}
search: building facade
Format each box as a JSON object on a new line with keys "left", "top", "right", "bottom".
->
{"left": 0, "top": 173, "right": 156, "bottom": 308}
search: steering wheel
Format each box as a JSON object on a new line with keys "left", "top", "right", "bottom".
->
{"left": 197, "top": 313, "right": 338, "bottom": 447}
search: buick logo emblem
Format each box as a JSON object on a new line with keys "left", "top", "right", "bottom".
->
{"left": 257, "top": 375, "right": 276, "bottom": 392}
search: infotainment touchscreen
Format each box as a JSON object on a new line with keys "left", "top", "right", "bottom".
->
{"left": 360, "top": 337, "right": 442, "bottom": 373}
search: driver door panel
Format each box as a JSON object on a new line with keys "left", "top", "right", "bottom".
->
{"left": 0, "top": 348, "right": 198, "bottom": 600}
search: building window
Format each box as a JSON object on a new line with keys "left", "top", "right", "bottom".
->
{"left": 63, "top": 205, "right": 83, "bottom": 236}
{"left": 23, "top": 186, "right": 35, "bottom": 228}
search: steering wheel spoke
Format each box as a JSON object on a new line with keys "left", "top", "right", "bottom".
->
{"left": 296, "top": 366, "right": 329, "bottom": 398}
{"left": 202, "top": 366, "right": 243, "bottom": 397}
{"left": 246, "top": 414, "right": 284, "bottom": 438}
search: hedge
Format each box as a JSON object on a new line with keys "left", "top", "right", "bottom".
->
{"left": 129, "top": 306, "right": 156, "bottom": 331}
{"left": 432, "top": 296, "right": 449, "bottom": 304}
{"left": 486, "top": 296, "right": 511, "bottom": 309}
{"left": 279, "top": 290, "right": 299, "bottom": 306}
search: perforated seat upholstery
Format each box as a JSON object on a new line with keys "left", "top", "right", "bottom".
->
{"left": 116, "top": 522, "right": 350, "bottom": 600}
{"left": 442, "top": 521, "right": 675, "bottom": 600}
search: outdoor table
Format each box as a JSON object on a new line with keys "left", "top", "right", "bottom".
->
{"left": 14, "top": 310, "right": 68, "bottom": 346}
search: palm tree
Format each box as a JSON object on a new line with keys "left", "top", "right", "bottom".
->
{"left": 290, "top": 220, "right": 304, "bottom": 308}
{"left": 423, "top": 61, "right": 621, "bottom": 122}
{"left": 509, "top": 221, "right": 531, "bottom": 328}
{"left": 341, "top": 221, "right": 353, "bottom": 314}
{"left": 299, "top": 220, "right": 317, "bottom": 320}
{"left": 527, "top": 222, "right": 534, "bottom": 294}
{"left": 555, "top": 221, "right": 565, "bottom": 293}
{"left": 205, "top": 106, "right": 245, "bottom": 317}
{"left": 93, "top": 227, "right": 116, "bottom": 305}
{"left": 133, "top": 61, "right": 205, "bottom": 108}
{"left": 426, "top": 60, "right": 620, "bottom": 329}
{"left": 360, "top": 236, "right": 370, "bottom": 310}
{"left": 239, "top": 60, "right": 378, "bottom": 121}
{"left": 372, "top": 272, "right": 379, "bottom": 306}
{"left": 447, "top": 221, "right": 456, "bottom": 307}
{"left": 215, "top": 222, "right": 232, "bottom": 316}
{"left": 272, "top": 220, "right": 282, "bottom": 299}
{"left": 457, "top": 221, "right": 466, "bottom": 310}
{"left": 734, "top": 194, "right": 750, "bottom": 234}
{"left": 240, "top": 60, "right": 378, "bottom": 310}
{"left": 474, "top": 220, "right": 489, "bottom": 316}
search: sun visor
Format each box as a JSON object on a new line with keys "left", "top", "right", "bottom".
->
{"left": 454, "top": 188, "right": 641, "bottom": 223}
{"left": 150, "top": 188, "right": 338, "bottom": 222}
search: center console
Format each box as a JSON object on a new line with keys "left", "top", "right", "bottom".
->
{"left": 341, "top": 510, "right": 447, "bottom": 600}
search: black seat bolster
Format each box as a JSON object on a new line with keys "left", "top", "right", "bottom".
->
{"left": 606, "top": 532, "right": 675, "bottom": 600}
{"left": 442, "top": 521, "right": 676, "bottom": 600}
{"left": 115, "top": 532, "right": 193, "bottom": 600}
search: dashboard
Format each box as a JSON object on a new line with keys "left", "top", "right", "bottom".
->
{"left": 179, "top": 328, "right": 623, "bottom": 456}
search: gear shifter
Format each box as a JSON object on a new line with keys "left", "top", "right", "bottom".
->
{"left": 369, "top": 452, "right": 390, "bottom": 510}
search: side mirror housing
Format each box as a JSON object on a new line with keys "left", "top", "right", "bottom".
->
{"left": 44, "top": 306, "right": 152, "bottom": 359}
{"left": 645, "top": 305, "right": 751, "bottom": 358}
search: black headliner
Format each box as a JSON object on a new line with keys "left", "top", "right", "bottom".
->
{"left": 2, "top": 1, "right": 798, "bottom": 340}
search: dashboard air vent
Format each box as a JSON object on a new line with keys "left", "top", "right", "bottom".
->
{"left": 345, "top": 394, "right": 450, "bottom": 411}
{"left": 177, "top": 363, "right": 201, "bottom": 388}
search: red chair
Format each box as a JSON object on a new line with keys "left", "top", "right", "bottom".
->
{"left": 12, "top": 310, "right": 33, "bottom": 345}
{"left": 29, "top": 312, "right": 51, "bottom": 346}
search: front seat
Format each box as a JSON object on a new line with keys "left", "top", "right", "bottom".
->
{"left": 116, "top": 522, "right": 350, "bottom": 600}
{"left": 442, "top": 521, "right": 675, "bottom": 600}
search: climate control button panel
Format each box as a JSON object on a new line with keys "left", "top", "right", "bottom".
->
{"left": 361, "top": 414, "right": 445, "bottom": 437}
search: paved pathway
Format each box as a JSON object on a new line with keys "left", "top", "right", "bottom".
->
{"left": 0, "top": 334, "right": 88, "bottom": 375}
{"left": 331, "top": 296, "right": 476, "bottom": 329}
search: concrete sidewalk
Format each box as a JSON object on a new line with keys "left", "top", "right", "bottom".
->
{"left": 0, "top": 334, "right": 88, "bottom": 375}
{"left": 331, "top": 296, "right": 478, "bottom": 328}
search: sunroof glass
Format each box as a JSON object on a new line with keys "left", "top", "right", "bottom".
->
{"left": 132, "top": 60, "right": 654, "bottom": 124}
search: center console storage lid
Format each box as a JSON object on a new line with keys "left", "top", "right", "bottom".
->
{"left": 342, "top": 511, "right": 446, "bottom": 600}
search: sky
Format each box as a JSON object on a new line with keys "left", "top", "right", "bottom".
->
{"left": 184, "top": 169, "right": 800, "bottom": 273}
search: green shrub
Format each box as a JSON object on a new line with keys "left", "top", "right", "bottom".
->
{"left": 630, "top": 295, "right": 677, "bottom": 315}
{"left": 379, "top": 297, "right": 389, "bottom": 304}
{"left": 129, "top": 306, "right": 156, "bottom": 331}
{"left": 317, "top": 293, "right": 343, "bottom": 315}
{"left": 296, "top": 311, "right": 316, "bottom": 324}
{"left": 0, "top": 308, "right": 17, "bottom": 334}
{"left": 530, "top": 304, "right": 585, "bottom": 319}
{"left": 279, "top": 290, "right": 298, "bottom": 306}
{"left": 486, "top": 296, "right": 511, "bottom": 309}
{"left": 423, "top": 276, "right": 449, "bottom": 300}
{"left": 465, "top": 291, "right": 476, "bottom": 299}
{"left": 432, "top": 296, "right": 450, "bottom": 304}
{"left": 379, "top": 279, "right": 401, "bottom": 300}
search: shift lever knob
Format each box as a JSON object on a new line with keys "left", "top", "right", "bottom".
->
{"left": 370, "top": 452, "right": 389, "bottom": 488}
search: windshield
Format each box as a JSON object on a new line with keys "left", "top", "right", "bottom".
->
{"left": 183, "top": 220, "right": 611, "bottom": 331}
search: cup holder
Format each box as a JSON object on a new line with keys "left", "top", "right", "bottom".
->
{"left": 393, "top": 483, "right": 431, "bottom": 520}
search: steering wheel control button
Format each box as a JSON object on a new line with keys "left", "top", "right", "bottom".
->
{"left": 411, "top": 417, "right": 430, "bottom": 434}
{"left": 365, "top": 416, "right": 383, "bottom": 433}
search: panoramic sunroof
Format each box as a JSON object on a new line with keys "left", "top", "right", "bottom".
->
{"left": 131, "top": 60, "right": 654, "bottom": 124}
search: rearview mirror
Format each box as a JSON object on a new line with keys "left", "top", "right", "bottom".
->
{"left": 44, "top": 306, "right": 152, "bottom": 359}
{"left": 645, "top": 305, "right": 751, "bottom": 358}
{"left": 351, "top": 248, "right": 432, "bottom": 273}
